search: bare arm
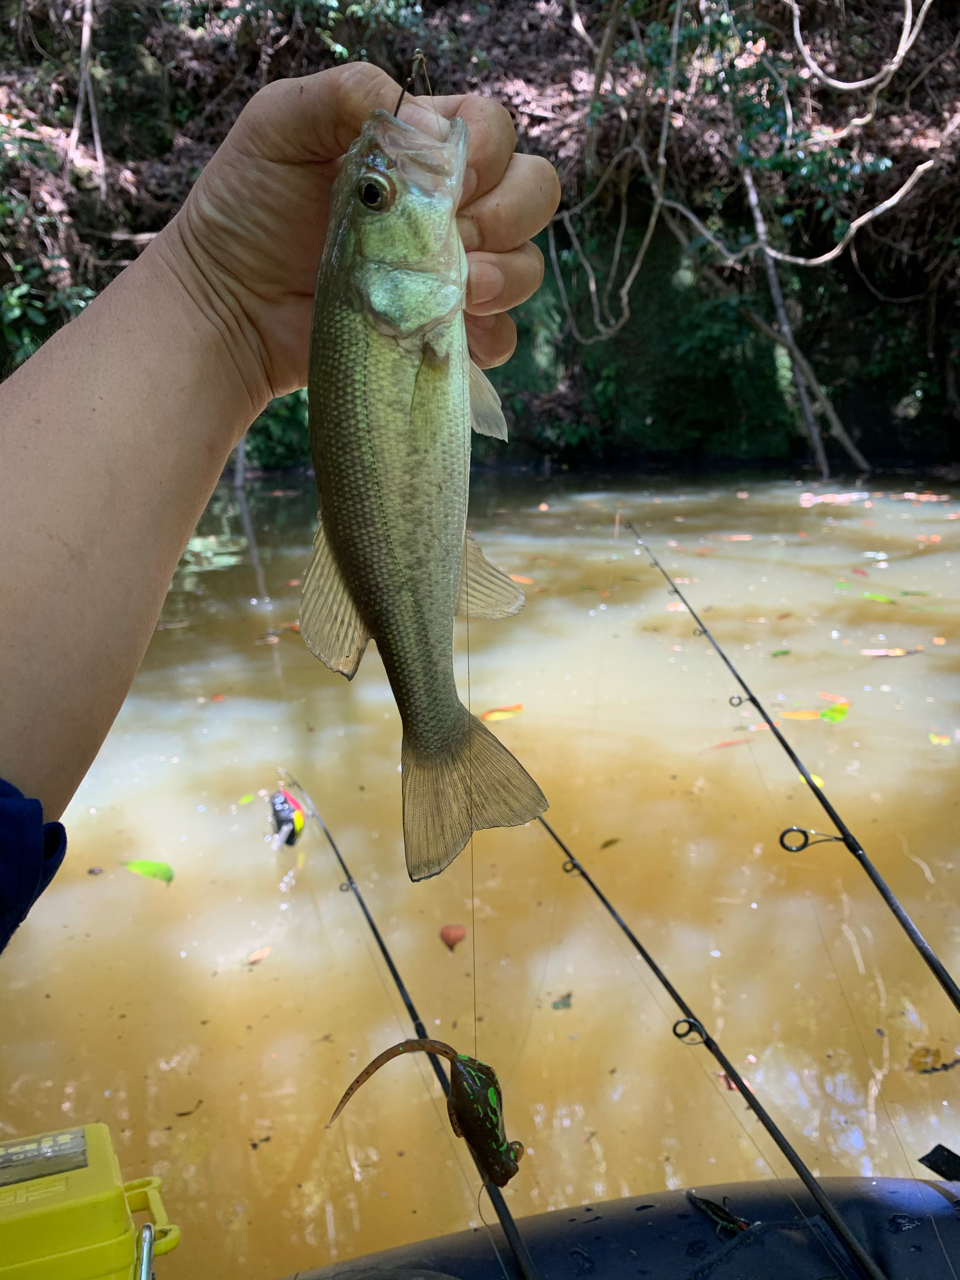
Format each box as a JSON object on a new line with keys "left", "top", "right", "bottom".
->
{"left": 0, "top": 63, "right": 560, "bottom": 821}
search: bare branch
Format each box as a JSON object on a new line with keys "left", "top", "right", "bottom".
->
{"left": 764, "top": 160, "right": 936, "bottom": 266}
{"left": 783, "top": 0, "right": 936, "bottom": 94}
{"left": 585, "top": 0, "right": 626, "bottom": 178}
{"left": 569, "top": 0, "right": 597, "bottom": 53}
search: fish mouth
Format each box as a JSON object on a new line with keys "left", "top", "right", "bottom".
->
{"left": 359, "top": 109, "right": 467, "bottom": 198}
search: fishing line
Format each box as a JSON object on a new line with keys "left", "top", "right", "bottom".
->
{"left": 810, "top": 898, "right": 957, "bottom": 1276}
{"left": 626, "top": 522, "right": 960, "bottom": 1021}
{"left": 284, "top": 772, "right": 541, "bottom": 1280}
{"left": 536, "top": 815, "right": 889, "bottom": 1280}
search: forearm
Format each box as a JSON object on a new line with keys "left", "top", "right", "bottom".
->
{"left": 0, "top": 229, "right": 263, "bottom": 819}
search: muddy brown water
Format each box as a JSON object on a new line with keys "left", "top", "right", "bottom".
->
{"left": 3, "top": 475, "right": 959, "bottom": 1278}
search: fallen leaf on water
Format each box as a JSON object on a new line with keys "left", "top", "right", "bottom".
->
{"left": 900, "top": 590, "right": 929, "bottom": 597}
{"left": 834, "top": 581, "right": 851, "bottom": 589}
{"left": 210, "top": 694, "right": 225, "bottom": 702}
{"left": 126, "top": 860, "right": 174, "bottom": 884}
{"left": 861, "top": 647, "right": 923, "bottom": 657}
{"left": 929, "top": 733, "right": 951, "bottom": 746}
{"left": 777, "top": 612, "right": 792, "bottom": 620}
{"left": 480, "top": 704, "right": 523, "bottom": 722}
{"left": 285, "top": 578, "right": 302, "bottom": 586}
{"left": 600, "top": 838, "right": 621, "bottom": 849}
{"left": 863, "top": 592, "right": 896, "bottom": 603}
{"left": 175, "top": 1099, "right": 204, "bottom": 1117}
{"left": 256, "top": 635, "right": 280, "bottom": 645}
{"left": 270, "top": 489, "right": 300, "bottom": 497}
{"left": 781, "top": 710, "right": 822, "bottom": 721}
{"left": 509, "top": 575, "right": 534, "bottom": 584}
{"left": 908, "top": 1046, "right": 941, "bottom": 1073}
{"left": 852, "top": 567, "right": 869, "bottom": 577}
{"left": 247, "top": 946, "right": 271, "bottom": 965}
{"left": 666, "top": 601, "right": 688, "bottom": 612}
{"left": 801, "top": 773, "right": 825, "bottom": 788}
{"left": 284, "top": 621, "right": 301, "bottom": 632}
{"left": 537, "top": 503, "right": 549, "bottom": 512}
{"left": 709, "top": 739, "right": 749, "bottom": 749}
{"left": 87, "top": 867, "right": 103, "bottom": 876}
{"left": 772, "top": 649, "right": 790, "bottom": 657}
{"left": 156, "top": 620, "right": 190, "bottom": 630}
{"left": 817, "top": 692, "right": 849, "bottom": 703}
{"left": 239, "top": 794, "right": 254, "bottom": 805}
{"left": 933, "top": 636, "right": 946, "bottom": 645}
{"left": 819, "top": 703, "right": 848, "bottom": 723}
{"left": 440, "top": 924, "right": 467, "bottom": 952}
{"left": 723, "top": 534, "right": 752, "bottom": 541}
{"left": 552, "top": 992, "right": 572, "bottom": 1010}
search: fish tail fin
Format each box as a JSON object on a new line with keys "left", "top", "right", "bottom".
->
{"left": 402, "top": 709, "right": 547, "bottom": 882}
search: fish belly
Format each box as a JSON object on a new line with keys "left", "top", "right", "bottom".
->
{"left": 309, "top": 298, "right": 469, "bottom": 756}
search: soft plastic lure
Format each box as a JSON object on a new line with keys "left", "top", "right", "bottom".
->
{"left": 330, "top": 1038, "right": 524, "bottom": 1187}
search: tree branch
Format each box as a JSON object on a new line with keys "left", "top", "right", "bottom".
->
{"left": 783, "top": 0, "right": 936, "bottom": 94}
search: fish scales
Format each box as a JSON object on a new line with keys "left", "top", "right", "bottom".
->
{"left": 303, "top": 108, "right": 546, "bottom": 880}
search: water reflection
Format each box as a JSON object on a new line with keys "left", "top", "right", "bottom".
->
{"left": 2, "top": 476, "right": 958, "bottom": 1279}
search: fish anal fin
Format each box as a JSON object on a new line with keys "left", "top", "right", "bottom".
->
{"left": 456, "top": 531, "right": 524, "bottom": 619}
{"left": 300, "top": 515, "right": 371, "bottom": 679}
{"left": 469, "top": 361, "right": 508, "bottom": 441}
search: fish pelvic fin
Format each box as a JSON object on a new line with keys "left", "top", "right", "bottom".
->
{"left": 456, "top": 531, "right": 525, "bottom": 619}
{"left": 402, "top": 709, "right": 547, "bottom": 881}
{"left": 300, "top": 514, "right": 371, "bottom": 679}
{"left": 469, "top": 361, "right": 508, "bottom": 440}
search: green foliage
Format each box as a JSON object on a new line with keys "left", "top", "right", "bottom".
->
{"left": 247, "top": 388, "right": 310, "bottom": 470}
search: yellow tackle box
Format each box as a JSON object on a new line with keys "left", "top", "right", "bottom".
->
{"left": 0, "top": 1123, "right": 179, "bottom": 1280}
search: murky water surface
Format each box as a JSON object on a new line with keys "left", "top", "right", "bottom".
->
{"left": 3, "top": 475, "right": 959, "bottom": 1278}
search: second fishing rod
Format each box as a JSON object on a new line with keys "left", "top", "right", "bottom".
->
{"left": 626, "top": 521, "right": 960, "bottom": 1021}
{"left": 282, "top": 772, "right": 541, "bottom": 1280}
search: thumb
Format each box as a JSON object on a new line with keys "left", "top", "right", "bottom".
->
{"left": 235, "top": 63, "right": 451, "bottom": 166}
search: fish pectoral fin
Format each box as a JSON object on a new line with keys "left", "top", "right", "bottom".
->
{"left": 456, "top": 531, "right": 524, "bottom": 619}
{"left": 300, "top": 515, "right": 371, "bottom": 680}
{"left": 469, "top": 361, "right": 508, "bottom": 441}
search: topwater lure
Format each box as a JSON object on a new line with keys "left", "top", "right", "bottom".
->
{"left": 330, "top": 1038, "right": 524, "bottom": 1187}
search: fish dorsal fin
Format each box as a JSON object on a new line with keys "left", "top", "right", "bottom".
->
{"left": 300, "top": 513, "right": 371, "bottom": 679}
{"left": 456, "top": 531, "right": 524, "bottom": 619}
{"left": 469, "top": 361, "right": 508, "bottom": 441}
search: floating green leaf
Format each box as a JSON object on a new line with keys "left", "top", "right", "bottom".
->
{"left": 900, "top": 590, "right": 928, "bottom": 596}
{"left": 772, "top": 648, "right": 790, "bottom": 657}
{"left": 126, "top": 860, "right": 174, "bottom": 884}
{"left": 600, "top": 837, "right": 621, "bottom": 849}
{"left": 239, "top": 794, "right": 254, "bottom": 805}
{"left": 819, "top": 703, "right": 849, "bottom": 723}
{"left": 834, "top": 581, "right": 850, "bottom": 589}
{"left": 863, "top": 592, "right": 896, "bottom": 604}
{"left": 552, "top": 992, "right": 573, "bottom": 1010}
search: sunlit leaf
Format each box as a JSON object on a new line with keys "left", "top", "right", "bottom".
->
{"left": 239, "top": 794, "right": 254, "bottom": 805}
{"left": 929, "top": 733, "right": 951, "bottom": 746}
{"left": 863, "top": 592, "right": 895, "bottom": 603}
{"left": 552, "top": 992, "right": 572, "bottom": 1010}
{"left": 126, "top": 860, "right": 174, "bottom": 884}
{"left": 480, "top": 704, "right": 523, "bottom": 722}
{"left": 819, "top": 703, "right": 848, "bottom": 723}
{"left": 246, "top": 946, "right": 271, "bottom": 965}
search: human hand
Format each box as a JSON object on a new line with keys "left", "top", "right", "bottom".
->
{"left": 157, "top": 62, "right": 560, "bottom": 413}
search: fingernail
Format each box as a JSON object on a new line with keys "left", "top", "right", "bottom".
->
{"left": 468, "top": 262, "right": 504, "bottom": 307}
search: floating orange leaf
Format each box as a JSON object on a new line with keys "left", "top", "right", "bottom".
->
{"left": 440, "top": 924, "right": 467, "bottom": 952}
{"left": 723, "top": 534, "right": 752, "bottom": 541}
{"left": 666, "top": 601, "right": 688, "bottom": 612}
{"left": 852, "top": 567, "right": 869, "bottom": 577}
{"left": 509, "top": 575, "right": 534, "bottom": 584}
{"left": 480, "top": 704, "right": 523, "bottom": 722}
{"left": 817, "top": 692, "right": 850, "bottom": 704}
{"left": 709, "top": 739, "right": 748, "bottom": 749}
{"left": 246, "top": 946, "right": 271, "bottom": 965}
{"left": 929, "top": 733, "right": 951, "bottom": 746}
{"left": 781, "top": 710, "right": 822, "bottom": 720}
{"left": 933, "top": 636, "right": 946, "bottom": 645}
{"left": 284, "top": 578, "right": 302, "bottom": 586}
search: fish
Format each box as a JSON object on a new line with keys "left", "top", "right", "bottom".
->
{"left": 330, "top": 1038, "right": 524, "bottom": 1187}
{"left": 303, "top": 108, "right": 546, "bottom": 880}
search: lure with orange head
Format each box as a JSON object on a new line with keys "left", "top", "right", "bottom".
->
{"left": 330, "top": 1038, "right": 524, "bottom": 1187}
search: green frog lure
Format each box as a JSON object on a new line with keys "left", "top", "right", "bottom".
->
{"left": 330, "top": 1038, "right": 524, "bottom": 1187}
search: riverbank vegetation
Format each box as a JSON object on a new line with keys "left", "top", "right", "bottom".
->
{"left": 2, "top": 0, "right": 957, "bottom": 472}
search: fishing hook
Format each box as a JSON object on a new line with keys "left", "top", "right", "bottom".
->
{"left": 626, "top": 523, "right": 960, "bottom": 1022}
{"left": 393, "top": 48, "right": 429, "bottom": 117}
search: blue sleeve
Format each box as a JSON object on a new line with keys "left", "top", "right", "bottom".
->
{"left": 0, "top": 778, "right": 67, "bottom": 954}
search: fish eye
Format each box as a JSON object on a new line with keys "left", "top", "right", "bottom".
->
{"left": 357, "top": 175, "right": 393, "bottom": 212}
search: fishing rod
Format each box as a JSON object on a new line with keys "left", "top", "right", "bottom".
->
{"left": 536, "top": 816, "right": 888, "bottom": 1280}
{"left": 282, "top": 772, "right": 542, "bottom": 1280}
{"left": 626, "top": 523, "right": 960, "bottom": 1020}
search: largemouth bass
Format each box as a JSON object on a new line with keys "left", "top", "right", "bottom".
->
{"left": 303, "top": 107, "right": 546, "bottom": 881}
